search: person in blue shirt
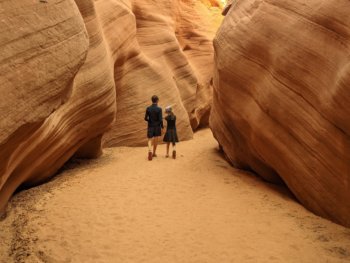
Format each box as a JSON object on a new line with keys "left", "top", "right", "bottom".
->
{"left": 144, "top": 95, "right": 164, "bottom": 160}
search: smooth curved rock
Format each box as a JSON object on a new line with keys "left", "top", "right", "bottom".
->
{"left": 102, "top": 0, "right": 223, "bottom": 146}
{"left": 0, "top": 0, "right": 223, "bottom": 214}
{"left": 0, "top": 0, "right": 116, "bottom": 214}
{"left": 210, "top": 0, "right": 350, "bottom": 226}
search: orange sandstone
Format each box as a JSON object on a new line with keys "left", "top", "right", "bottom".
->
{"left": 210, "top": 0, "right": 350, "bottom": 226}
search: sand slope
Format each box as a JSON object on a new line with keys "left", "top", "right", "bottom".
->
{"left": 0, "top": 129, "right": 349, "bottom": 262}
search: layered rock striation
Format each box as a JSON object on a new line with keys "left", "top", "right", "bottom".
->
{"left": 0, "top": 0, "right": 221, "bottom": 213}
{"left": 103, "top": 0, "right": 222, "bottom": 146}
{"left": 0, "top": 0, "right": 118, "bottom": 214}
{"left": 210, "top": 0, "right": 350, "bottom": 226}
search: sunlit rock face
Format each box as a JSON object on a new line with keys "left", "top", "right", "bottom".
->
{"left": 0, "top": 0, "right": 116, "bottom": 214}
{"left": 210, "top": 0, "right": 350, "bottom": 226}
{"left": 102, "top": 0, "right": 223, "bottom": 146}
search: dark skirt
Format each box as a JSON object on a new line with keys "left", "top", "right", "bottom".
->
{"left": 163, "top": 129, "right": 179, "bottom": 143}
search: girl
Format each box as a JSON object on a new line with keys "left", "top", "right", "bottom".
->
{"left": 163, "top": 106, "right": 179, "bottom": 159}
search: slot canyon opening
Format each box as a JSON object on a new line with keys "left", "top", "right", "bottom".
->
{"left": 1, "top": 0, "right": 349, "bottom": 261}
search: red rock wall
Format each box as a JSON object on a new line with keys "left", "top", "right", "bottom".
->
{"left": 103, "top": 0, "right": 222, "bottom": 146}
{"left": 0, "top": 0, "right": 222, "bottom": 213}
{"left": 210, "top": 0, "right": 350, "bottom": 226}
{"left": 0, "top": 0, "right": 117, "bottom": 214}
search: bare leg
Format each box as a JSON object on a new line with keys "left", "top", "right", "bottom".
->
{"left": 147, "top": 138, "right": 153, "bottom": 161}
{"left": 172, "top": 143, "right": 176, "bottom": 159}
{"left": 166, "top": 142, "right": 170, "bottom": 157}
{"left": 148, "top": 139, "right": 152, "bottom": 152}
{"left": 153, "top": 136, "right": 159, "bottom": 156}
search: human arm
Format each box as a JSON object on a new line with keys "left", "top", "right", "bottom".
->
{"left": 160, "top": 109, "right": 164, "bottom": 129}
{"left": 144, "top": 108, "right": 149, "bottom": 122}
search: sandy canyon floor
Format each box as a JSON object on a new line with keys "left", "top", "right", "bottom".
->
{"left": 0, "top": 129, "right": 349, "bottom": 263}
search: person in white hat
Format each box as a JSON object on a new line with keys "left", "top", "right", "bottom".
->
{"left": 163, "top": 105, "right": 179, "bottom": 159}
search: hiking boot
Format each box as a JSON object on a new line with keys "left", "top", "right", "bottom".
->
{"left": 148, "top": 151, "right": 152, "bottom": 161}
{"left": 172, "top": 150, "right": 176, "bottom": 159}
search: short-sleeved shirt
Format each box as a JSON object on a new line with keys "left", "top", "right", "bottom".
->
{"left": 144, "top": 104, "right": 163, "bottom": 128}
{"left": 165, "top": 115, "right": 176, "bottom": 130}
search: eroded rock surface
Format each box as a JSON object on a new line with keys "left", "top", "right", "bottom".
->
{"left": 0, "top": 0, "right": 222, "bottom": 213}
{"left": 210, "top": 0, "right": 350, "bottom": 226}
{"left": 0, "top": 0, "right": 116, "bottom": 214}
{"left": 103, "top": 0, "right": 223, "bottom": 146}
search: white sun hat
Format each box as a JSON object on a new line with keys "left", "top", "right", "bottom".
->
{"left": 165, "top": 105, "right": 172, "bottom": 113}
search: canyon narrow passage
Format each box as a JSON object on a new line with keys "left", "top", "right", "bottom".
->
{"left": 1, "top": 129, "right": 349, "bottom": 263}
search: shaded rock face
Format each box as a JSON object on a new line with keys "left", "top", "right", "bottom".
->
{"left": 102, "top": 0, "right": 222, "bottom": 146}
{"left": 210, "top": 0, "right": 350, "bottom": 226}
{"left": 0, "top": 0, "right": 114, "bottom": 214}
{"left": 0, "top": 0, "right": 221, "bottom": 213}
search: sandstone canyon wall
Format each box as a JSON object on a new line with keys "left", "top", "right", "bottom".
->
{"left": 0, "top": 0, "right": 117, "bottom": 214}
{"left": 0, "top": 0, "right": 221, "bottom": 214}
{"left": 210, "top": 0, "right": 350, "bottom": 226}
{"left": 102, "top": 0, "right": 222, "bottom": 146}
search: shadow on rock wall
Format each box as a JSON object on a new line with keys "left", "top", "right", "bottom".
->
{"left": 210, "top": 0, "right": 350, "bottom": 227}
{"left": 0, "top": 0, "right": 222, "bottom": 215}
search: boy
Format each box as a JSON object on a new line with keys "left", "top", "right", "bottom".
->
{"left": 144, "top": 95, "right": 163, "bottom": 160}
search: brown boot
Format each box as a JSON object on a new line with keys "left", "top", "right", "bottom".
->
{"left": 172, "top": 150, "right": 176, "bottom": 159}
{"left": 148, "top": 151, "right": 153, "bottom": 161}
